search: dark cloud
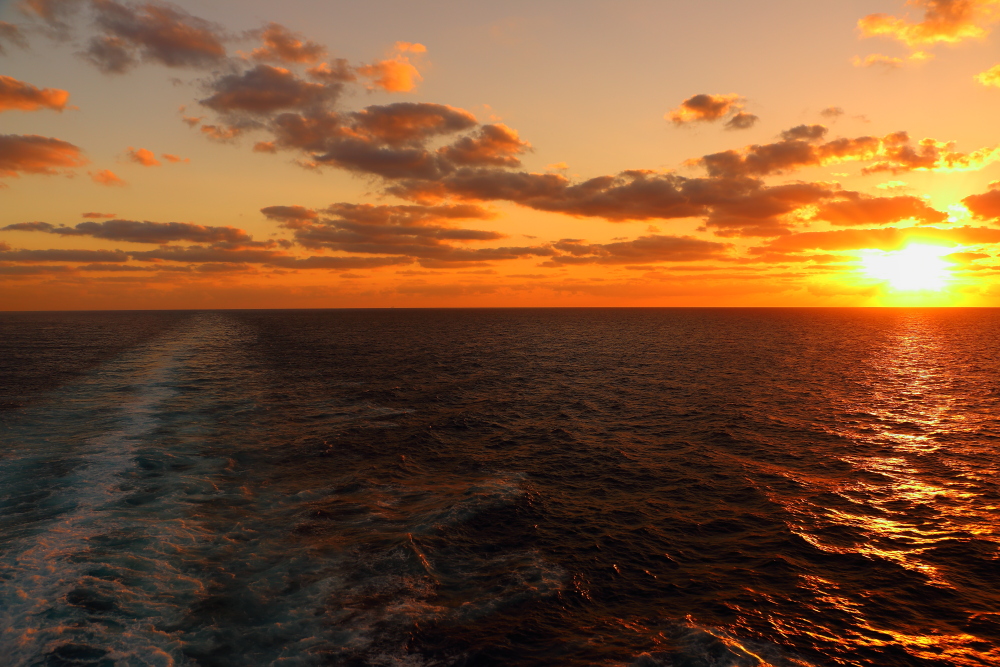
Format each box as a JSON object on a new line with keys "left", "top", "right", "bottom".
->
{"left": 545, "top": 234, "right": 731, "bottom": 265}
{"left": 0, "top": 22, "right": 29, "bottom": 54}
{"left": 820, "top": 107, "right": 845, "bottom": 118}
{"left": 0, "top": 134, "right": 86, "bottom": 177}
{"left": 129, "top": 245, "right": 409, "bottom": 269}
{"left": 437, "top": 123, "right": 531, "bottom": 167}
{"left": 249, "top": 22, "right": 325, "bottom": 64}
{"left": 0, "top": 248, "right": 129, "bottom": 262}
{"left": 724, "top": 112, "right": 759, "bottom": 130}
{"left": 2, "top": 219, "right": 258, "bottom": 245}
{"left": 260, "top": 201, "right": 535, "bottom": 263}
{"left": 306, "top": 59, "right": 356, "bottom": 83}
{"left": 83, "top": 0, "right": 227, "bottom": 73}
{"left": 667, "top": 93, "right": 744, "bottom": 125}
{"left": 82, "top": 212, "right": 116, "bottom": 218}
{"left": 780, "top": 124, "right": 829, "bottom": 142}
{"left": 201, "top": 64, "right": 338, "bottom": 115}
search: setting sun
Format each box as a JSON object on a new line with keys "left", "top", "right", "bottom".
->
{"left": 860, "top": 245, "right": 952, "bottom": 291}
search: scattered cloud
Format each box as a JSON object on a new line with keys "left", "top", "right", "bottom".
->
{"left": 0, "top": 75, "right": 70, "bottom": 113}
{"left": 90, "top": 168, "right": 125, "bottom": 186}
{"left": 667, "top": 93, "right": 746, "bottom": 125}
{"left": 853, "top": 51, "right": 933, "bottom": 68}
{"left": 437, "top": 123, "right": 531, "bottom": 167}
{"left": 200, "top": 64, "right": 339, "bottom": 115}
{"left": 725, "top": 111, "right": 759, "bottom": 130}
{"left": 2, "top": 219, "right": 261, "bottom": 245}
{"left": 82, "top": 212, "right": 116, "bottom": 218}
{"left": 963, "top": 187, "right": 1000, "bottom": 220}
{"left": 81, "top": 0, "right": 227, "bottom": 74}
{"left": 820, "top": 107, "right": 845, "bottom": 119}
{"left": 0, "top": 134, "right": 86, "bottom": 177}
{"left": 858, "top": 0, "right": 1000, "bottom": 47}
{"left": 125, "top": 146, "right": 160, "bottom": 166}
{"left": 356, "top": 42, "right": 427, "bottom": 92}
{"left": 976, "top": 63, "right": 1000, "bottom": 86}
{"left": 0, "top": 22, "right": 29, "bottom": 54}
{"left": 544, "top": 235, "right": 732, "bottom": 265}
{"left": 249, "top": 22, "right": 325, "bottom": 64}
{"left": 161, "top": 153, "right": 188, "bottom": 163}
{"left": 810, "top": 192, "right": 948, "bottom": 226}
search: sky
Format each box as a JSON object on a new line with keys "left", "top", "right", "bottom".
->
{"left": 1, "top": 0, "right": 1000, "bottom": 309}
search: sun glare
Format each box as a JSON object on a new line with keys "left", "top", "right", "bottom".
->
{"left": 860, "top": 245, "right": 952, "bottom": 292}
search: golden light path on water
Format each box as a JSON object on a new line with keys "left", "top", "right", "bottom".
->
{"left": 765, "top": 314, "right": 1000, "bottom": 666}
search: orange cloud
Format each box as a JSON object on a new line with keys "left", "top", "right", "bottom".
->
{"left": 963, "top": 186, "right": 1000, "bottom": 220}
{"left": 161, "top": 153, "right": 188, "bottom": 163}
{"left": 356, "top": 43, "right": 427, "bottom": 92}
{"left": 90, "top": 169, "right": 125, "bottom": 186}
{"left": 126, "top": 146, "right": 160, "bottom": 166}
{"left": 975, "top": 63, "right": 1000, "bottom": 86}
{"left": 200, "top": 124, "right": 242, "bottom": 141}
{"left": 852, "top": 51, "right": 933, "bottom": 68}
{"left": 0, "top": 134, "right": 86, "bottom": 177}
{"left": 811, "top": 193, "right": 948, "bottom": 226}
{"left": 758, "top": 225, "right": 1000, "bottom": 252}
{"left": 667, "top": 93, "right": 745, "bottom": 125}
{"left": 858, "top": 0, "right": 1000, "bottom": 46}
{"left": 0, "top": 75, "right": 71, "bottom": 113}
{"left": 250, "top": 22, "right": 325, "bottom": 64}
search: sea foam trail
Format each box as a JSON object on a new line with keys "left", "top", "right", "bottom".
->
{"left": 0, "top": 313, "right": 566, "bottom": 666}
{"left": 0, "top": 316, "right": 232, "bottom": 665}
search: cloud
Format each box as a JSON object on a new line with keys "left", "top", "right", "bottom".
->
{"left": 0, "top": 75, "right": 70, "bottom": 113}
{"left": 976, "top": 63, "right": 1000, "bottom": 87}
{"left": 82, "top": 211, "right": 116, "bottom": 218}
{"left": 263, "top": 102, "right": 478, "bottom": 179}
{"left": 260, "top": 201, "right": 534, "bottom": 263}
{"left": 161, "top": 153, "right": 188, "bottom": 163}
{"left": 757, "top": 225, "right": 1000, "bottom": 252}
{"left": 0, "top": 134, "right": 86, "bottom": 177}
{"left": 698, "top": 129, "right": 1000, "bottom": 178}
{"left": 0, "top": 248, "right": 129, "bottom": 262}
{"left": 200, "top": 64, "right": 338, "bottom": 115}
{"left": 90, "top": 168, "right": 125, "bottom": 186}
{"left": 437, "top": 123, "right": 531, "bottom": 167}
{"left": 306, "top": 59, "right": 357, "bottom": 84}
{"left": 810, "top": 192, "right": 948, "bottom": 226}
{"left": 854, "top": 53, "right": 904, "bottom": 68}
{"left": 820, "top": 107, "right": 845, "bottom": 118}
{"left": 0, "top": 22, "right": 29, "bottom": 54}
{"left": 356, "top": 42, "right": 427, "bottom": 92}
{"left": 126, "top": 146, "right": 160, "bottom": 166}
{"left": 17, "top": 0, "right": 86, "bottom": 31}
{"left": 249, "top": 22, "right": 325, "bottom": 64}
{"left": 544, "top": 235, "right": 731, "bottom": 265}
{"left": 858, "top": 0, "right": 1000, "bottom": 46}
{"left": 82, "top": 0, "right": 227, "bottom": 73}
{"left": 667, "top": 93, "right": 745, "bottom": 125}
{"left": 2, "top": 218, "right": 259, "bottom": 245}
{"left": 128, "top": 244, "right": 410, "bottom": 269}
{"left": 963, "top": 187, "right": 1000, "bottom": 220}
{"left": 725, "top": 112, "right": 759, "bottom": 130}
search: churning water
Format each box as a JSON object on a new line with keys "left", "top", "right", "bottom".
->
{"left": 1, "top": 308, "right": 999, "bottom": 666}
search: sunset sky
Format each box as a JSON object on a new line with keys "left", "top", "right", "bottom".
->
{"left": 2, "top": 0, "right": 1000, "bottom": 309}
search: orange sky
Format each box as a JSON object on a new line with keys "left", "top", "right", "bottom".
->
{"left": 2, "top": 0, "right": 1000, "bottom": 309}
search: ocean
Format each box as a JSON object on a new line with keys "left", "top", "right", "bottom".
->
{"left": 1, "top": 308, "right": 998, "bottom": 667}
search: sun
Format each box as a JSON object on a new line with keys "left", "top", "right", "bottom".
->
{"left": 860, "top": 245, "right": 952, "bottom": 291}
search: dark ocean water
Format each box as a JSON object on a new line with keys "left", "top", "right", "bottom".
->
{"left": 1, "top": 308, "right": 999, "bottom": 667}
